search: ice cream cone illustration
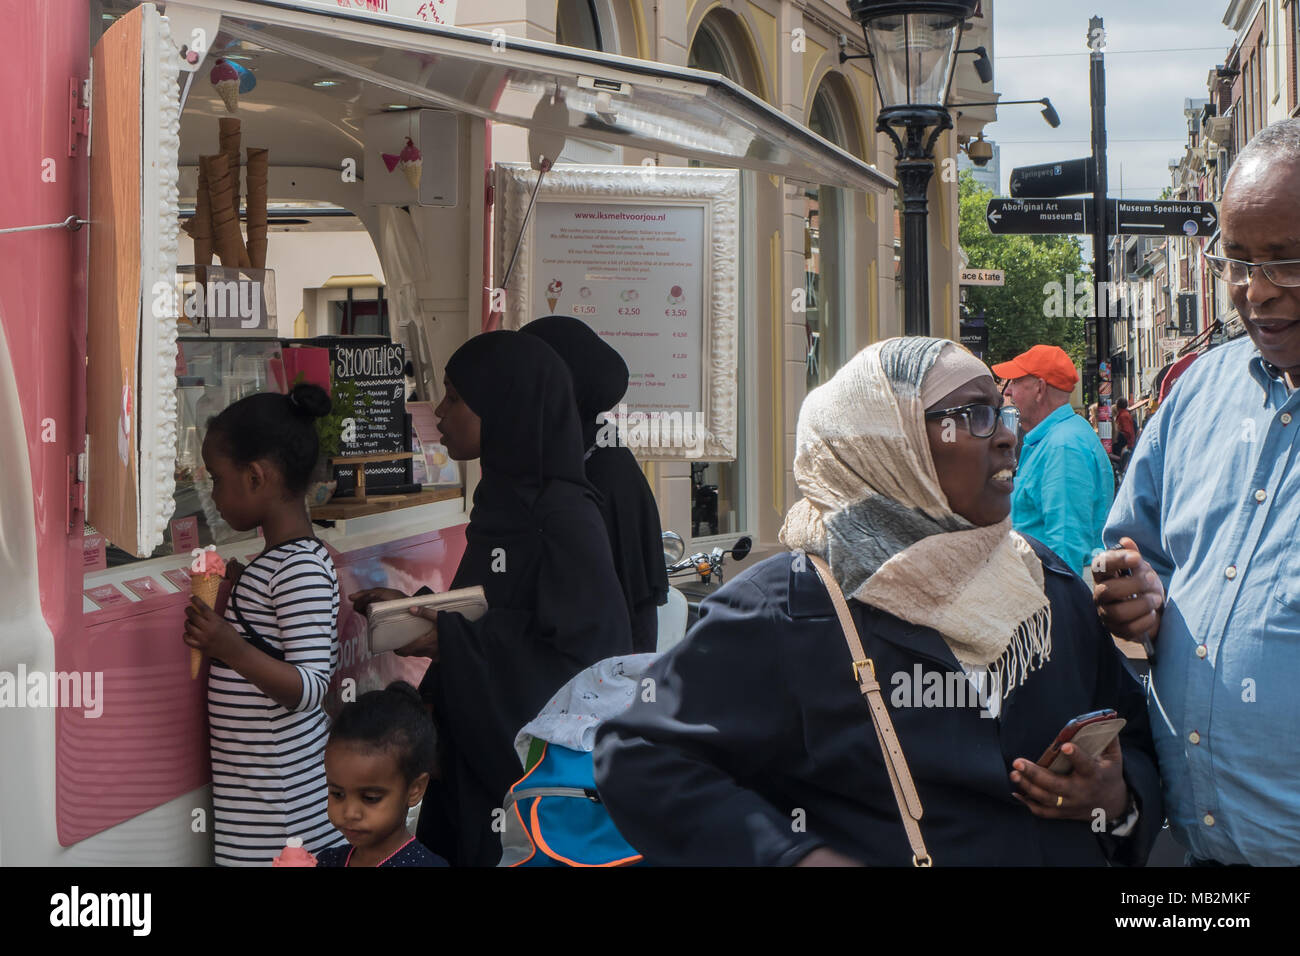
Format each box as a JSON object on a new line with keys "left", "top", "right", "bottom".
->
{"left": 189, "top": 545, "right": 226, "bottom": 679}
{"left": 546, "top": 279, "right": 563, "bottom": 313}
{"left": 210, "top": 58, "right": 240, "bottom": 113}
{"left": 399, "top": 137, "right": 423, "bottom": 190}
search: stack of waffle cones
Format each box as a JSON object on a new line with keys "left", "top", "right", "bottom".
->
{"left": 182, "top": 119, "right": 268, "bottom": 272}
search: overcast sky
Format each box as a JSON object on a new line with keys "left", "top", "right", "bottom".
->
{"left": 986, "top": 0, "right": 1238, "bottom": 197}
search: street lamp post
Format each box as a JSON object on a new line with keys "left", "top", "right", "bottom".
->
{"left": 847, "top": 0, "right": 979, "bottom": 336}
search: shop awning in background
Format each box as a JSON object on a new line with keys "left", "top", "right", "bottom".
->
{"left": 179, "top": 0, "right": 896, "bottom": 193}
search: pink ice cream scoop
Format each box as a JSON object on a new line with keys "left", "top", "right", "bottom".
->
{"left": 272, "top": 837, "right": 318, "bottom": 867}
{"left": 195, "top": 547, "right": 227, "bottom": 577}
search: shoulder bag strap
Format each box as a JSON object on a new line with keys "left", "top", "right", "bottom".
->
{"left": 228, "top": 580, "right": 287, "bottom": 662}
{"left": 807, "top": 554, "right": 932, "bottom": 867}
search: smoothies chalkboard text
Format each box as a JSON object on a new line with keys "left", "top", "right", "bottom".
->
{"left": 328, "top": 339, "right": 410, "bottom": 493}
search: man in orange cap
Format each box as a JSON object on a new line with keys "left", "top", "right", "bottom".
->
{"left": 993, "top": 345, "right": 1113, "bottom": 576}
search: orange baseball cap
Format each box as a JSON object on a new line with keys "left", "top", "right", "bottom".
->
{"left": 991, "top": 345, "right": 1079, "bottom": 392}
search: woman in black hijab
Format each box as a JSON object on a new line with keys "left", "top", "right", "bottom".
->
{"left": 521, "top": 316, "right": 669, "bottom": 653}
{"left": 351, "top": 331, "right": 633, "bottom": 866}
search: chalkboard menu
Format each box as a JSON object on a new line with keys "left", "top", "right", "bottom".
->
{"left": 325, "top": 338, "right": 411, "bottom": 495}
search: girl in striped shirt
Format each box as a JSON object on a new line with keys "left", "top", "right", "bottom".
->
{"left": 183, "top": 382, "right": 345, "bottom": 866}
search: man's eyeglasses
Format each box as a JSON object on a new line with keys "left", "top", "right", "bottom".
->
{"left": 924, "top": 403, "right": 1020, "bottom": 438}
{"left": 1202, "top": 232, "right": 1300, "bottom": 288}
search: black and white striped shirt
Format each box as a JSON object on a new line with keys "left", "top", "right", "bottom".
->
{"left": 208, "top": 537, "right": 343, "bottom": 866}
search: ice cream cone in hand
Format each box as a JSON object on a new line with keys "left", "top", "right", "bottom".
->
{"left": 189, "top": 545, "right": 227, "bottom": 679}
{"left": 272, "top": 837, "right": 317, "bottom": 867}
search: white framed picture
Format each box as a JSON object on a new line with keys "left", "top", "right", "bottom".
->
{"left": 495, "top": 163, "right": 739, "bottom": 461}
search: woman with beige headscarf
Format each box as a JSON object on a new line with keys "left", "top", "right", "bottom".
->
{"left": 594, "top": 336, "right": 1161, "bottom": 866}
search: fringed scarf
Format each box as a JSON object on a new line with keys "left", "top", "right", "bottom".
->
{"left": 779, "top": 337, "right": 1051, "bottom": 700}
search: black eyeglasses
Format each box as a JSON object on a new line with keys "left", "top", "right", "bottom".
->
{"left": 924, "top": 403, "right": 1020, "bottom": 438}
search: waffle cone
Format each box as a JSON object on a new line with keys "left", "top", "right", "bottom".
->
{"left": 191, "top": 573, "right": 222, "bottom": 606}
{"left": 217, "top": 82, "right": 239, "bottom": 114}
{"left": 189, "top": 573, "right": 222, "bottom": 680}
{"left": 246, "top": 148, "right": 269, "bottom": 269}
{"left": 218, "top": 119, "right": 242, "bottom": 235}
{"left": 192, "top": 159, "right": 214, "bottom": 278}
{"left": 203, "top": 154, "right": 247, "bottom": 269}
{"left": 402, "top": 161, "right": 422, "bottom": 190}
{"left": 546, "top": 297, "right": 558, "bottom": 312}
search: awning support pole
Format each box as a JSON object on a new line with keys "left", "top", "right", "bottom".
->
{"left": 496, "top": 160, "right": 551, "bottom": 313}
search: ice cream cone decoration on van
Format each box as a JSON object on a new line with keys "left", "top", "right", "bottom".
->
{"left": 546, "top": 279, "right": 562, "bottom": 313}
{"left": 211, "top": 58, "right": 240, "bottom": 113}
{"left": 399, "top": 137, "right": 423, "bottom": 190}
{"left": 383, "top": 137, "right": 423, "bottom": 190}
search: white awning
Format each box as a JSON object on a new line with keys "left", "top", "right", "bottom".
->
{"left": 169, "top": 0, "right": 895, "bottom": 193}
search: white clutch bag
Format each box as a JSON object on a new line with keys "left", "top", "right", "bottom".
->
{"left": 366, "top": 586, "right": 488, "bottom": 653}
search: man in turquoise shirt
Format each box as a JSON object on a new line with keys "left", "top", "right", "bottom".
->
{"left": 994, "top": 345, "right": 1113, "bottom": 575}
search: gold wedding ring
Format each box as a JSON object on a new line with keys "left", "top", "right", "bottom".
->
{"left": 1055, "top": 795, "right": 1064, "bottom": 808}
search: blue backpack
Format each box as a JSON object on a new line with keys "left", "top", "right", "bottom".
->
{"left": 499, "top": 739, "right": 644, "bottom": 867}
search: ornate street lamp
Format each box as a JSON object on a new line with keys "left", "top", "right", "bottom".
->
{"left": 846, "top": 0, "right": 979, "bottom": 335}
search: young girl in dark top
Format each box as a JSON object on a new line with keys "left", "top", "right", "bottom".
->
{"left": 320, "top": 682, "right": 448, "bottom": 867}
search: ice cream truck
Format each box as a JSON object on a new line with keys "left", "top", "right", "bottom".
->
{"left": 0, "top": 0, "right": 890, "bottom": 865}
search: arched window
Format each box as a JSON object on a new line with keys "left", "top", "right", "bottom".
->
{"left": 688, "top": 12, "right": 765, "bottom": 99}
{"left": 685, "top": 11, "right": 765, "bottom": 539}
{"left": 553, "top": 2, "right": 626, "bottom": 163}
{"left": 555, "top": 0, "right": 603, "bottom": 52}
{"left": 805, "top": 77, "right": 863, "bottom": 388}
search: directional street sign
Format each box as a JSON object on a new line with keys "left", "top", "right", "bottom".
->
{"left": 1112, "top": 199, "right": 1217, "bottom": 237}
{"left": 986, "top": 198, "right": 1089, "bottom": 234}
{"left": 1009, "top": 158, "right": 1094, "bottom": 198}
{"left": 986, "top": 198, "right": 1218, "bottom": 237}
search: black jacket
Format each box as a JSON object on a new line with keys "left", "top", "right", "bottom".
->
{"left": 593, "top": 538, "right": 1162, "bottom": 866}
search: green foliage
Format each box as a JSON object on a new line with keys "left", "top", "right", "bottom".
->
{"left": 957, "top": 171, "right": 1089, "bottom": 368}
{"left": 292, "top": 372, "right": 369, "bottom": 460}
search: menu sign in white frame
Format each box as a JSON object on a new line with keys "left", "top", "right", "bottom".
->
{"left": 496, "top": 164, "right": 739, "bottom": 461}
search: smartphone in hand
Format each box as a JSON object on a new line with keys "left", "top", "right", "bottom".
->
{"left": 1037, "top": 709, "right": 1126, "bottom": 774}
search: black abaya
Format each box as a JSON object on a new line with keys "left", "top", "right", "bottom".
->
{"left": 522, "top": 316, "right": 669, "bottom": 653}
{"left": 417, "top": 331, "right": 632, "bottom": 867}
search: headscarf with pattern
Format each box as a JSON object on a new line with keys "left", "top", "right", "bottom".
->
{"left": 779, "top": 337, "right": 1051, "bottom": 698}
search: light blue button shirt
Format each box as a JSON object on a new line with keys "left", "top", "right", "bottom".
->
{"left": 1011, "top": 402, "right": 1114, "bottom": 575}
{"left": 1106, "top": 336, "right": 1300, "bottom": 865}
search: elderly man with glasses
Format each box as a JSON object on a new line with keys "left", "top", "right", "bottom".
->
{"left": 1095, "top": 118, "right": 1300, "bottom": 866}
{"left": 992, "top": 345, "right": 1113, "bottom": 577}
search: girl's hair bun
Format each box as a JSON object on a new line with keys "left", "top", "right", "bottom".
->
{"left": 385, "top": 680, "right": 425, "bottom": 707}
{"left": 328, "top": 680, "right": 436, "bottom": 783}
{"left": 288, "top": 382, "right": 332, "bottom": 419}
